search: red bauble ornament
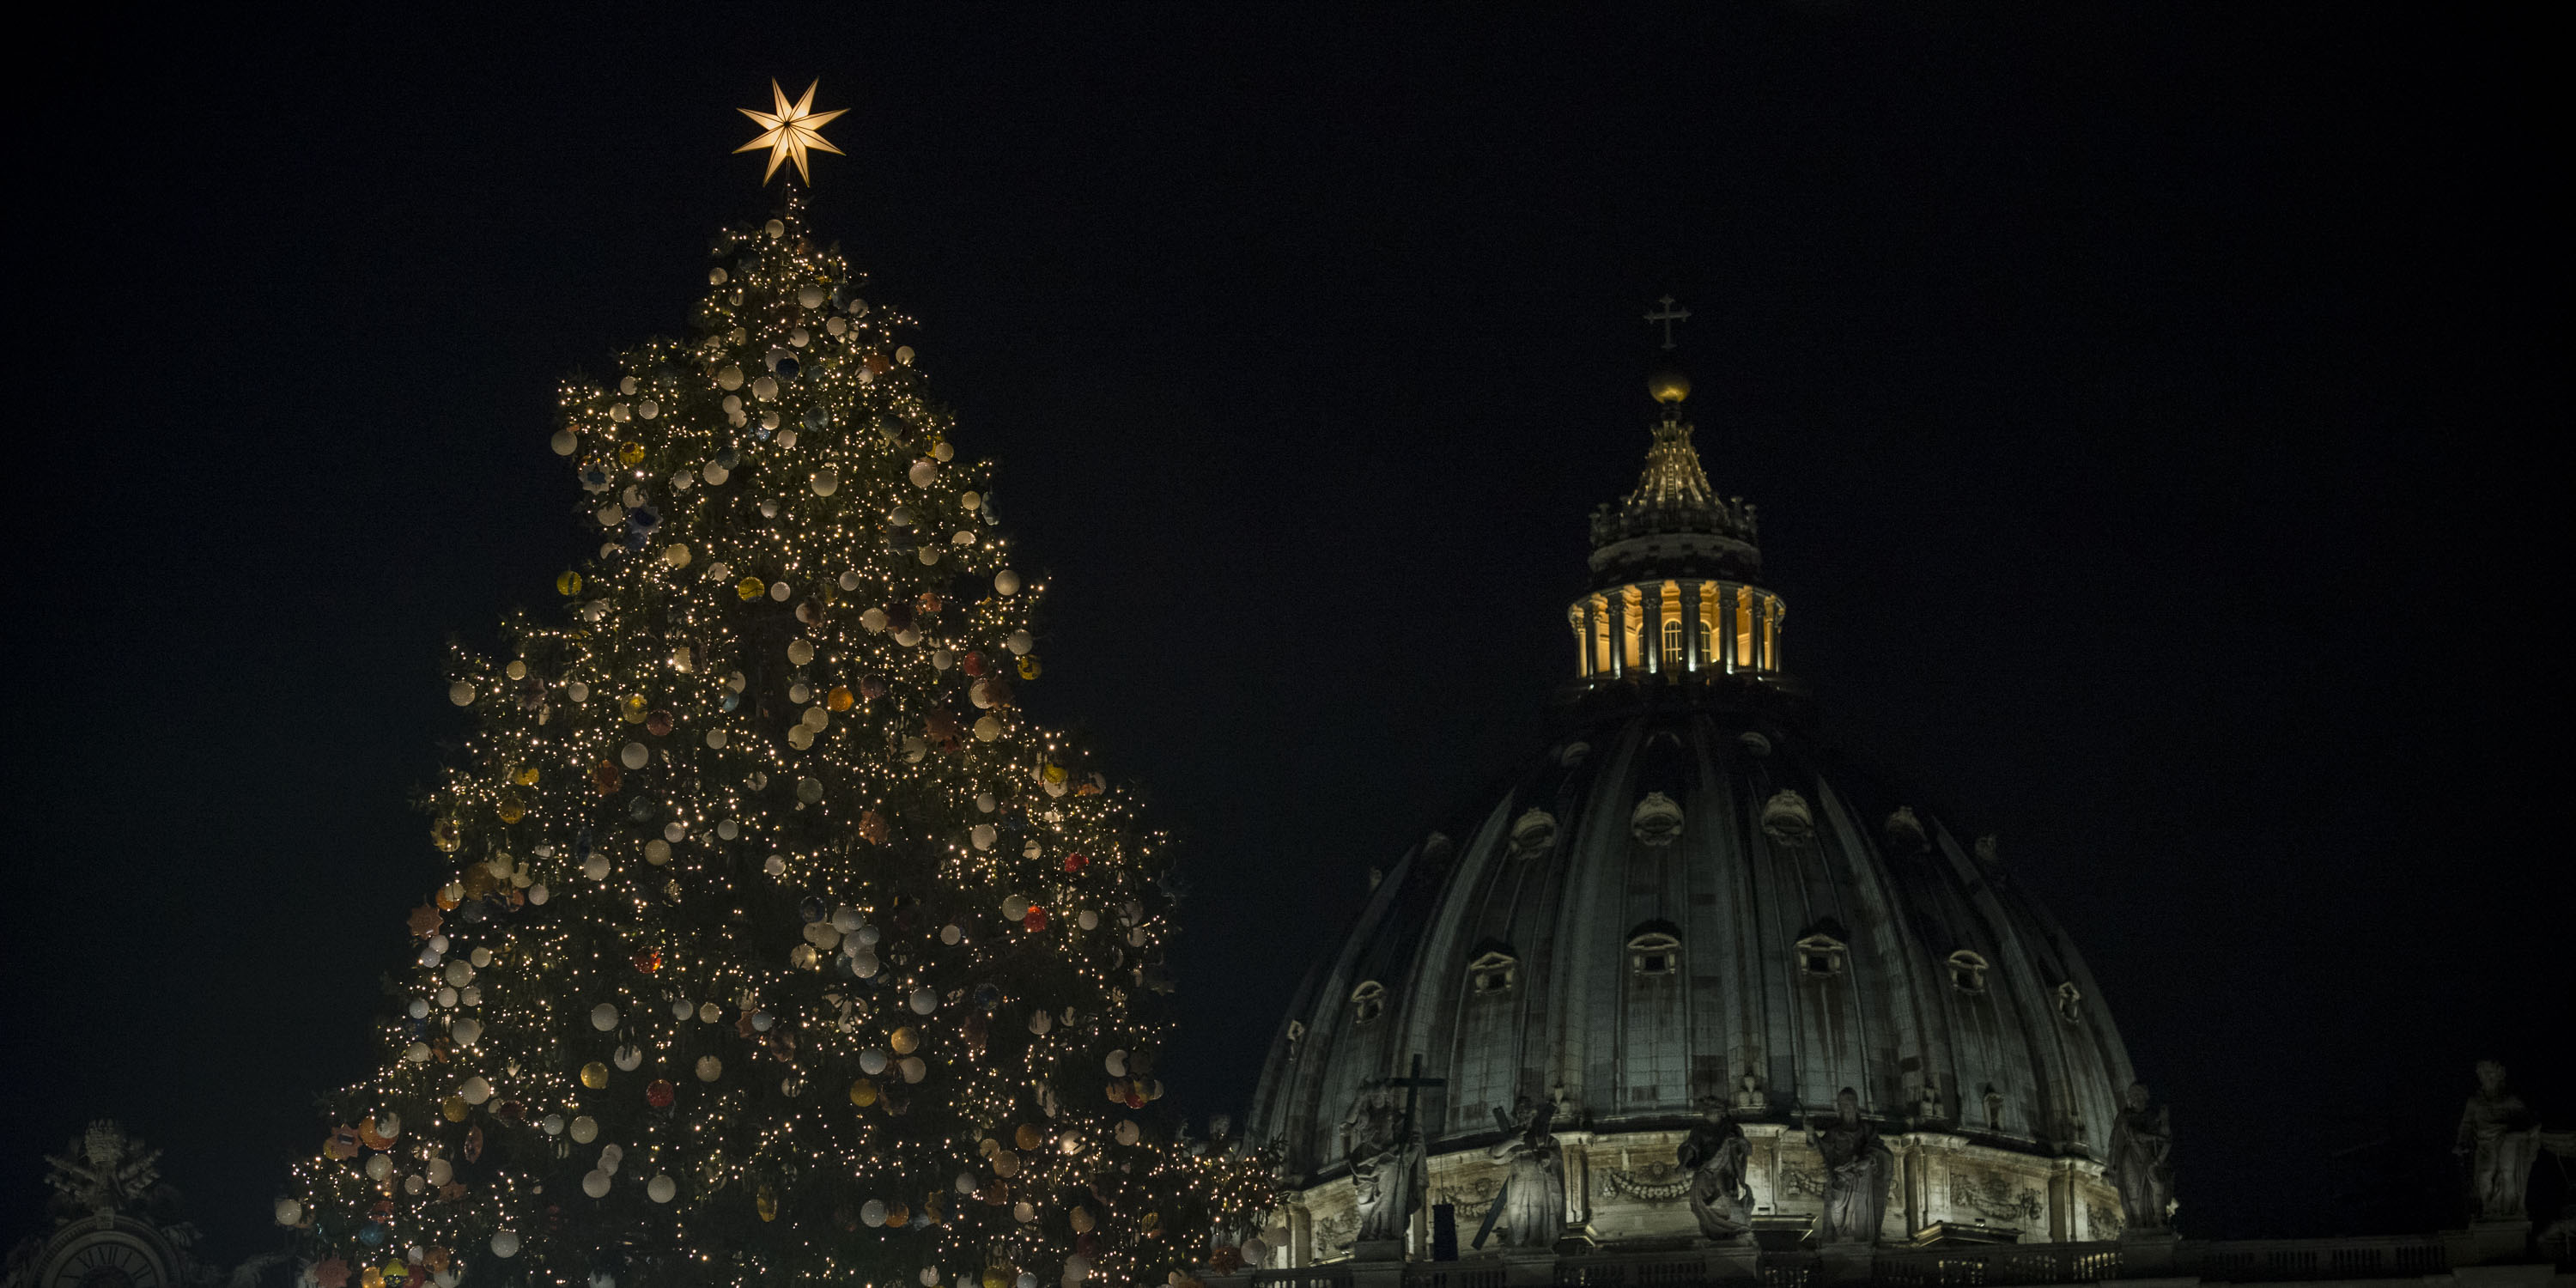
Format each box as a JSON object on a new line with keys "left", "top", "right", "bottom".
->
{"left": 1062, "top": 853, "right": 1088, "bottom": 873}
{"left": 962, "top": 650, "right": 987, "bottom": 677}
{"left": 645, "top": 710, "right": 672, "bottom": 737}
{"left": 1023, "top": 906, "right": 1048, "bottom": 932}
{"left": 633, "top": 948, "right": 662, "bottom": 974}
{"left": 646, "top": 1079, "right": 676, "bottom": 1109}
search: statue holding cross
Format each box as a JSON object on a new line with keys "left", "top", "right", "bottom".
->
{"left": 1344, "top": 1054, "right": 1444, "bottom": 1249}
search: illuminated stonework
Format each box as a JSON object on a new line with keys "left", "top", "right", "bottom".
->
{"left": 1245, "top": 359, "right": 2140, "bottom": 1267}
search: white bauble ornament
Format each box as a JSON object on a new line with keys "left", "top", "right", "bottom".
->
{"left": 908, "top": 459, "right": 937, "bottom": 488}
{"left": 539, "top": 1115, "right": 563, "bottom": 1137}
{"left": 590, "top": 1003, "right": 619, "bottom": 1031}
{"left": 404, "top": 1042, "right": 432, "bottom": 1063}
{"left": 274, "top": 1198, "right": 303, "bottom": 1225}
{"left": 620, "top": 742, "right": 649, "bottom": 770}
{"left": 1028, "top": 1011, "right": 1053, "bottom": 1036}
{"left": 764, "top": 854, "right": 788, "bottom": 876}
{"left": 860, "top": 607, "right": 886, "bottom": 632}
{"left": 528, "top": 883, "right": 550, "bottom": 905}
{"left": 636, "top": 399, "right": 659, "bottom": 419}
{"left": 447, "top": 681, "right": 476, "bottom": 706}
{"left": 1115, "top": 1120, "right": 1141, "bottom": 1145}
{"left": 900, "top": 1056, "right": 926, "bottom": 1083}
{"left": 1006, "top": 630, "right": 1034, "bottom": 655}
{"left": 910, "top": 987, "right": 937, "bottom": 1014}
{"left": 663, "top": 543, "right": 690, "bottom": 568}
{"left": 970, "top": 823, "right": 997, "bottom": 850}
{"left": 798, "top": 285, "right": 827, "bottom": 308}
{"left": 671, "top": 999, "right": 694, "bottom": 1021}
{"left": 569, "top": 1115, "right": 598, "bottom": 1143}
{"left": 444, "top": 960, "right": 473, "bottom": 987}
{"left": 365, "top": 1153, "right": 393, "bottom": 1182}
{"left": 551, "top": 429, "right": 578, "bottom": 456}
{"left": 582, "top": 1169, "right": 612, "bottom": 1198}
{"left": 567, "top": 680, "right": 590, "bottom": 702}
{"left": 994, "top": 569, "right": 1020, "bottom": 596}
{"left": 1002, "top": 896, "right": 1030, "bottom": 920}
{"left": 974, "top": 715, "right": 1002, "bottom": 742}
{"left": 644, "top": 839, "right": 671, "bottom": 866}
{"left": 459, "top": 1077, "right": 492, "bottom": 1104}
{"left": 718, "top": 364, "right": 744, "bottom": 390}
{"left": 407, "top": 997, "right": 431, "bottom": 1019}
{"left": 810, "top": 467, "right": 839, "bottom": 496}
{"left": 832, "top": 905, "right": 864, "bottom": 932}
{"left": 489, "top": 1230, "right": 521, "bottom": 1258}
{"left": 450, "top": 1018, "right": 483, "bottom": 1047}
{"left": 1077, "top": 909, "right": 1100, "bottom": 932}
{"left": 614, "top": 1045, "right": 643, "bottom": 1071}
{"left": 861, "top": 1199, "right": 887, "bottom": 1226}
{"left": 1104, "top": 1050, "right": 1127, "bottom": 1076}
{"left": 751, "top": 375, "right": 778, "bottom": 400}
{"left": 647, "top": 1174, "right": 677, "bottom": 1204}
{"left": 582, "top": 854, "right": 611, "bottom": 880}
{"left": 696, "top": 1055, "right": 723, "bottom": 1082}
{"left": 896, "top": 345, "right": 916, "bottom": 365}
{"left": 859, "top": 1048, "right": 888, "bottom": 1075}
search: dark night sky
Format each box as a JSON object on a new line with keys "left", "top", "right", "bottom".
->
{"left": 5, "top": 3, "right": 2565, "bottom": 1268}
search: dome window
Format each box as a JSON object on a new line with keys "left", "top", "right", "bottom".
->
{"left": 1628, "top": 930, "right": 1681, "bottom": 977}
{"left": 1467, "top": 950, "right": 1520, "bottom": 996}
{"left": 2055, "top": 981, "right": 2083, "bottom": 1024}
{"left": 1661, "top": 617, "right": 1684, "bottom": 665}
{"left": 1759, "top": 789, "right": 1814, "bottom": 843}
{"left": 1631, "top": 792, "right": 1685, "bottom": 847}
{"left": 1508, "top": 808, "right": 1558, "bottom": 859}
{"left": 1795, "top": 931, "right": 1847, "bottom": 977}
{"left": 1947, "top": 950, "right": 1990, "bottom": 995}
{"left": 1350, "top": 980, "right": 1386, "bottom": 1025}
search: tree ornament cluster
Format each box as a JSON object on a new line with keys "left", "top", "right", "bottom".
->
{"left": 278, "top": 188, "right": 1276, "bottom": 1288}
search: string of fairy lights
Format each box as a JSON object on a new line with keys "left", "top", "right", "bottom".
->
{"left": 276, "top": 184, "right": 1279, "bottom": 1288}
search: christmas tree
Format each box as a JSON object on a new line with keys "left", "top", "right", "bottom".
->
{"left": 278, "top": 88, "right": 1274, "bottom": 1288}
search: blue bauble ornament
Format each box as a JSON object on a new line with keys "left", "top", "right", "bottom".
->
{"left": 629, "top": 505, "right": 660, "bottom": 532}
{"left": 775, "top": 356, "right": 799, "bottom": 380}
{"left": 721, "top": 692, "right": 740, "bottom": 712}
{"left": 974, "top": 983, "right": 1000, "bottom": 1010}
{"left": 358, "top": 1222, "right": 387, "bottom": 1249}
{"left": 804, "top": 405, "right": 828, "bottom": 429}
{"left": 799, "top": 897, "right": 828, "bottom": 924}
{"left": 715, "top": 447, "right": 741, "bottom": 470}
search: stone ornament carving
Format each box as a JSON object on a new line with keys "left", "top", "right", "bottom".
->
{"left": 2456, "top": 1060, "right": 2542, "bottom": 1222}
{"left": 1484, "top": 1098, "right": 1566, "bottom": 1249}
{"left": 1803, "top": 1088, "right": 1893, "bottom": 1244}
{"left": 1510, "top": 808, "right": 1558, "bottom": 858}
{"left": 2106, "top": 1082, "right": 2175, "bottom": 1232}
{"left": 1630, "top": 793, "right": 1684, "bottom": 846}
{"left": 1678, "top": 1097, "right": 1754, "bottom": 1241}
{"left": 1759, "top": 789, "right": 1814, "bottom": 842}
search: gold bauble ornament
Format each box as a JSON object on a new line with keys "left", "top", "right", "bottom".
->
{"left": 738, "top": 576, "right": 767, "bottom": 601}
{"left": 441, "top": 1096, "right": 470, "bottom": 1122}
{"left": 849, "top": 1078, "right": 878, "bottom": 1107}
{"left": 890, "top": 1027, "right": 919, "bottom": 1054}
{"left": 617, "top": 442, "right": 647, "bottom": 465}
{"left": 581, "top": 1061, "right": 610, "bottom": 1089}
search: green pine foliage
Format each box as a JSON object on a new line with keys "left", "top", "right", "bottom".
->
{"left": 280, "top": 189, "right": 1276, "bottom": 1288}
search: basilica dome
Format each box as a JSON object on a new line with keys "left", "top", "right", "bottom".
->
{"left": 1244, "top": 365, "right": 2140, "bottom": 1262}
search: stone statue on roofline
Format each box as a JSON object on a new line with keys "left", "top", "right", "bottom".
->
{"left": 2107, "top": 1083, "right": 2176, "bottom": 1233}
{"left": 1679, "top": 1095, "right": 1753, "bottom": 1242}
{"left": 2457, "top": 1060, "right": 2543, "bottom": 1223}
{"left": 1804, "top": 1088, "right": 1893, "bottom": 1244}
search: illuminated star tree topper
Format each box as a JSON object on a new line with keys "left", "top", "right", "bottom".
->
{"left": 736, "top": 77, "right": 848, "bottom": 183}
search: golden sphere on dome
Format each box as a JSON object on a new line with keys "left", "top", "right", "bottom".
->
{"left": 1648, "top": 366, "right": 1692, "bottom": 404}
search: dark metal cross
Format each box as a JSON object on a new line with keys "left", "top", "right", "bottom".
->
{"left": 1388, "top": 1053, "right": 1445, "bottom": 1142}
{"left": 1644, "top": 295, "right": 1691, "bottom": 350}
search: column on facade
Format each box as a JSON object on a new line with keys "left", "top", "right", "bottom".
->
{"left": 1682, "top": 580, "right": 1704, "bottom": 673}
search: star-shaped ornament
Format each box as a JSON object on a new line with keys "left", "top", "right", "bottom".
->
{"left": 736, "top": 78, "right": 847, "bottom": 184}
{"left": 408, "top": 903, "right": 444, "bottom": 938}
